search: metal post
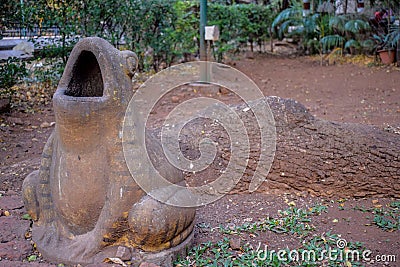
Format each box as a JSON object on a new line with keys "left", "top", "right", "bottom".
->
{"left": 200, "top": 0, "right": 209, "bottom": 82}
{"left": 21, "top": 0, "right": 25, "bottom": 38}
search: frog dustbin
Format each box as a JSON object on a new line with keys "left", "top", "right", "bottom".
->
{"left": 22, "top": 37, "right": 195, "bottom": 266}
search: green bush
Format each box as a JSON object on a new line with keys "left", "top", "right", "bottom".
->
{"left": 209, "top": 3, "right": 275, "bottom": 61}
{"left": 272, "top": 2, "right": 374, "bottom": 55}
{"left": 0, "top": 57, "right": 27, "bottom": 100}
{"left": 15, "top": 1, "right": 277, "bottom": 71}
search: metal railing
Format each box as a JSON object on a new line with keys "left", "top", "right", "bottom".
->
{"left": 1, "top": 23, "right": 60, "bottom": 38}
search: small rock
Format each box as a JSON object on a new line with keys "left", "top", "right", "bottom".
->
{"left": 171, "top": 96, "right": 180, "bottom": 103}
{"left": 116, "top": 246, "right": 131, "bottom": 261}
{"left": 40, "top": 122, "right": 51, "bottom": 128}
{"left": 13, "top": 41, "right": 35, "bottom": 54}
{"left": 229, "top": 238, "right": 241, "bottom": 250}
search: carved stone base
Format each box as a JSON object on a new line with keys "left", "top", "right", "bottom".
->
{"left": 130, "top": 230, "right": 194, "bottom": 267}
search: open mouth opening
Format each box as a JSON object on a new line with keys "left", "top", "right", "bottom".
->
{"left": 65, "top": 51, "right": 104, "bottom": 97}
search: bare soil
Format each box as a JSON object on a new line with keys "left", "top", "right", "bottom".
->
{"left": 0, "top": 54, "right": 399, "bottom": 266}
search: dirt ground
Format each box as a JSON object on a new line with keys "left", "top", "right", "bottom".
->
{"left": 0, "top": 54, "right": 399, "bottom": 266}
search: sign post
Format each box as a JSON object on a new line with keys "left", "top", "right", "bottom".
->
{"left": 200, "top": 0, "right": 209, "bottom": 82}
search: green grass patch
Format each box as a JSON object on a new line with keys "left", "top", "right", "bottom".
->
{"left": 175, "top": 203, "right": 370, "bottom": 266}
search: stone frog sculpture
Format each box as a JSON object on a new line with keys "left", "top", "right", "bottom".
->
{"left": 22, "top": 37, "right": 195, "bottom": 266}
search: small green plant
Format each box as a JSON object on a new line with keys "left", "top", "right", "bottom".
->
{"left": 27, "top": 255, "right": 37, "bottom": 262}
{"left": 300, "top": 232, "right": 366, "bottom": 266}
{"left": 22, "top": 213, "right": 32, "bottom": 220}
{"left": 219, "top": 204, "right": 328, "bottom": 237}
{"left": 373, "top": 24, "right": 400, "bottom": 51}
{"left": 174, "top": 202, "right": 374, "bottom": 267}
{"left": 272, "top": 3, "right": 374, "bottom": 56}
{"left": 353, "top": 201, "right": 399, "bottom": 231}
{"left": 372, "top": 203, "right": 399, "bottom": 231}
{"left": 353, "top": 205, "right": 373, "bottom": 213}
{"left": 0, "top": 57, "right": 28, "bottom": 101}
{"left": 175, "top": 232, "right": 366, "bottom": 266}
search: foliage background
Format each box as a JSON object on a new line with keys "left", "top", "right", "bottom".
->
{"left": 1, "top": 0, "right": 278, "bottom": 71}
{"left": 0, "top": 0, "right": 398, "bottom": 104}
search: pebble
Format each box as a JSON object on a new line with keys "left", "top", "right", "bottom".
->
{"left": 171, "top": 96, "right": 180, "bottom": 103}
{"left": 229, "top": 237, "right": 241, "bottom": 250}
{"left": 40, "top": 122, "right": 50, "bottom": 128}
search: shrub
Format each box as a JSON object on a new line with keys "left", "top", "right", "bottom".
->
{"left": 0, "top": 57, "right": 27, "bottom": 100}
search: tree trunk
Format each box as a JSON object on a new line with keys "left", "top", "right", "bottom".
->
{"left": 155, "top": 96, "right": 399, "bottom": 198}
{"left": 255, "top": 97, "right": 399, "bottom": 197}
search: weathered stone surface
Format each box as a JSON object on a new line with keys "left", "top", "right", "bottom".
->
{"left": 0, "top": 217, "right": 30, "bottom": 242}
{"left": 12, "top": 41, "right": 34, "bottom": 54}
{"left": 0, "top": 241, "right": 31, "bottom": 261}
{"left": 131, "top": 230, "right": 194, "bottom": 267}
{"left": 22, "top": 37, "right": 195, "bottom": 266}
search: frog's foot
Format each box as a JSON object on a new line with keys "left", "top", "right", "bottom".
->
{"left": 128, "top": 195, "right": 196, "bottom": 252}
{"left": 63, "top": 230, "right": 103, "bottom": 264}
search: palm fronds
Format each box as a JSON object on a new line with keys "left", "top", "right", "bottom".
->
{"left": 320, "top": 34, "right": 345, "bottom": 51}
{"left": 344, "top": 19, "right": 370, "bottom": 34}
{"left": 329, "top": 15, "right": 346, "bottom": 34}
{"left": 271, "top": 5, "right": 302, "bottom": 29}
